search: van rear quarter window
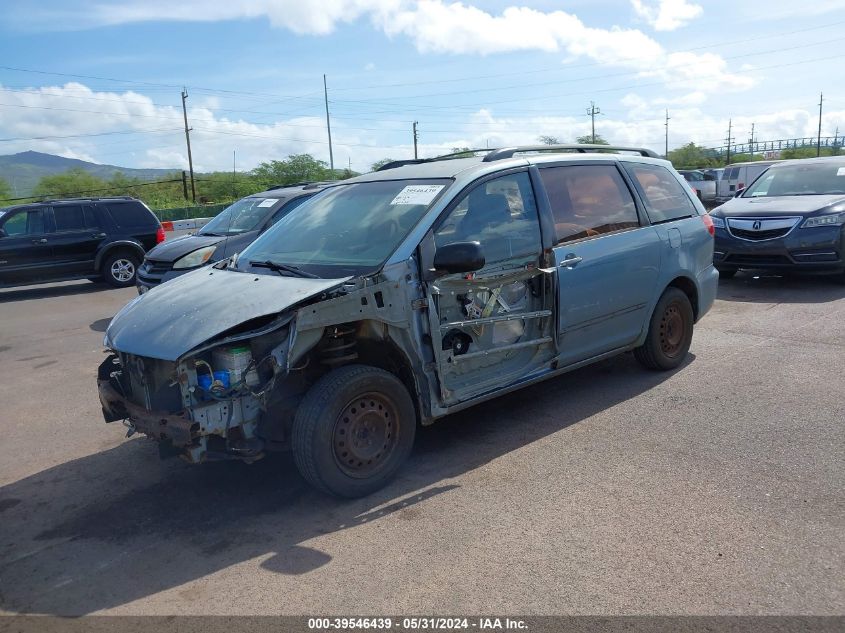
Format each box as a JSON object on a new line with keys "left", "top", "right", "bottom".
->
{"left": 108, "top": 201, "right": 157, "bottom": 228}
{"left": 624, "top": 163, "right": 697, "bottom": 224}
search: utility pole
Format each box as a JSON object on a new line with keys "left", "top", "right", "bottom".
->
{"left": 586, "top": 101, "right": 601, "bottom": 143}
{"left": 181, "top": 88, "right": 196, "bottom": 203}
{"left": 412, "top": 121, "right": 419, "bottom": 159}
{"left": 817, "top": 92, "right": 824, "bottom": 157}
{"left": 323, "top": 74, "right": 334, "bottom": 173}
{"left": 664, "top": 109, "right": 670, "bottom": 158}
{"left": 181, "top": 170, "right": 189, "bottom": 201}
{"left": 749, "top": 123, "right": 755, "bottom": 160}
{"left": 725, "top": 119, "right": 732, "bottom": 165}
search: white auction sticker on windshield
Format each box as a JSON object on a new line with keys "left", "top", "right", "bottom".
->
{"left": 837, "top": 167, "right": 845, "bottom": 176}
{"left": 390, "top": 185, "right": 444, "bottom": 206}
{"left": 257, "top": 198, "right": 278, "bottom": 207}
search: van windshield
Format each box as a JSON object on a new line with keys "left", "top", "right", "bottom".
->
{"left": 743, "top": 161, "right": 845, "bottom": 197}
{"left": 237, "top": 179, "right": 450, "bottom": 278}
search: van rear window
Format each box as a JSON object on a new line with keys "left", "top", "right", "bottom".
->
{"left": 107, "top": 202, "right": 157, "bottom": 228}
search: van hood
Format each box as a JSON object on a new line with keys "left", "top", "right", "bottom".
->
{"left": 105, "top": 267, "right": 351, "bottom": 361}
{"left": 714, "top": 194, "right": 845, "bottom": 217}
{"left": 144, "top": 233, "right": 225, "bottom": 263}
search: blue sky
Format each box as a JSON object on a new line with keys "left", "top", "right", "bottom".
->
{"left": 1, "top": 0, "right": 844, "bottom": 173}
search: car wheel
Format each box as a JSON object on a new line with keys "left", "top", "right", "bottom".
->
{"left": 717, "top": 268, "right": 737, "bottom": 279}
{"left": 634, "top": 287, "right": 694, "bottom": 371}
{"left": 292, "top": 364, "right": 416, "bottom": 498}
{"left": 103, "top": 251, "right": 139, "bottom": 288}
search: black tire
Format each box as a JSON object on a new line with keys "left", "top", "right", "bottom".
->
{"left": 102, "top": 251, "right": 139, "bottom": 288}
{"left": 292, "top": 364, "right": 416, "bottom": 498}
{"left": 634, "top": 287, "right": 694, "bottom": 371}
{"left": 717, "top": 268, "right": 737, "bottom": 279}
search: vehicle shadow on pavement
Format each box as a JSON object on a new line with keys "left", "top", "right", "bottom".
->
{"left": 0, "top": 352, "right": 688, "bottom": 615}
{"left": 716, "top": 272, "right": 845, "bottom": 304}
{"left": 0, "top": 281, "right": 115, "bottom": 303}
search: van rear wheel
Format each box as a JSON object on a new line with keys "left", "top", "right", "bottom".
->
{"left": 291, "top": 365, "right": 416, "bottom": 498}
{"left": 635, "top": 287, "right": 694, "bottom": 371}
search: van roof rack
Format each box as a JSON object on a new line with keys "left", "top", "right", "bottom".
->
{"left": 375, "top": 145, "right": 658, "bottom": 171}
{"left": 482, "top": 144, "right": 659, "bottom": 161}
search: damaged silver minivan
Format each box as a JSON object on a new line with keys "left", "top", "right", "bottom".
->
{"left": 98, "top": 145, "right": 718, "bottom": 497}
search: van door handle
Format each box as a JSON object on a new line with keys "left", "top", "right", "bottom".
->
{"left": 32, "top": 238, "right": 48, "bottom": 245}
{"left": 92, "top": 232, "right": 107, "bottom": 239}
{"left": 558, "top": 254, "right": 582, "bottom": 268}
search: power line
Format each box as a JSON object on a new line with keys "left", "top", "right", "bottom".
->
{"left": 0, "top": 127, "right": 181, "bottom": 143}
{"left": 323, "top": 19, "right": 845, "bottom": 92}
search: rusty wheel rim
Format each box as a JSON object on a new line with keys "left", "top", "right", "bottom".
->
{"left": 333, "top": 392, "right": 399, "bottom": 478}
{"left": 659, "top": 303, "right": 685, "bottom": 358}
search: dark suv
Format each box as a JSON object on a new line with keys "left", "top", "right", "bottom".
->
{"left": 136, "top": 183, "right": 328, "bottom": 293}
{"left": 0, "top": 197, "right": 163, "bottom": 289}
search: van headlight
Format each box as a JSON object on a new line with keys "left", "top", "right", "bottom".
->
{"left": 801, "top": 213, "right": 844, "bottom": 228}
{"left": 173, "top": 245, "right": 217, "bottom": 269}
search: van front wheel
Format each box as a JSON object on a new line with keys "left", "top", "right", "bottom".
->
{"left": 635, "top": 287, "right": 694, "bottom": 371}
{"left": 292, "top": 365, "right": 416, "bottom": 498}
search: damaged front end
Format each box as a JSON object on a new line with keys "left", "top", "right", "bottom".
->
{"left": 97, "top": 317, "right": 293, "bottom": 463}
{"left": 96, "top": 264, "right": 358, "bottom": 463}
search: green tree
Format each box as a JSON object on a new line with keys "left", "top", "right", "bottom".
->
{"left": 576, "top": 134, "right": 610, "bottom": 145}
{"left": 538, "top": 135, "right": 561, "bottom": 145}
{"left": 252, "top": 154, "right": 331, "bottom": 187}
{"left": 195, "top": 171, "right": 263, "bottom": 203}
{"left": 450, "top": 147, "right": 475, "bottom": 157}
{"left": 668, "top": 142, "right": 721, "bottom": 169}
{"left": 779, "top": 146, "right": 840, "bottom": 160}
{"left": 32, "top": 168, "right": 108, "bottom": 198}
{"left": 0, "top": 177, "right": 12, "bottom": 203}
{"left": 371, "top": 158, "right": 396, "bottom": 171}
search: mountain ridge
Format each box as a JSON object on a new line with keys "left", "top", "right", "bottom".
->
{"left": 0, "top": 150, "right": 179, "bottom": 197}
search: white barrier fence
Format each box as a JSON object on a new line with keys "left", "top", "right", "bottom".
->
{"left": 160, "top": 217, "right": 212, "bottom": 232}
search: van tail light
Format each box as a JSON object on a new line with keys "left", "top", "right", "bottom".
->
{"left": 701, "top": 213, "right": 715, "bottom": 237}
{"left": 156, "top": 226, "right": 166, "bottom": 244}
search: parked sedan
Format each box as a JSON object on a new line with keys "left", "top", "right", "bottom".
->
{"left": 136, "top": 183, "right": 328, "bottom": 293}
{"left": 711, "top": 156, "right": 845, "bottom": 281}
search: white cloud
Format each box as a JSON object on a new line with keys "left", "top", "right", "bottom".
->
{"left": 631, "top": 0, "right": 703, "bottom": 31}
{"left": 18, "top": 1, "right": 750, "bottom": 95}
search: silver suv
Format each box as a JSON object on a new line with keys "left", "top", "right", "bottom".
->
{"left": 98, "top": 145, "right": 718, "bottom": 497}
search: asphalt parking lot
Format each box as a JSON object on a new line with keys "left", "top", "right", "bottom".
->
{"left": 0, "top": 273, "right": 842, "bottom": 615}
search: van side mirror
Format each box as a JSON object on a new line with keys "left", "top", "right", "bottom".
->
{"left": 432, "top": 241, "right": 485, "bottom": 276}
{"left": 0, "top": 228, "right": 6, "bottom": 239}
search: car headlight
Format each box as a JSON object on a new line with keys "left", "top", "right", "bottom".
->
{"left": 173, "top": 245, "right": 217, "bottom": 269}
{"left": 710, "top": 215, "right": 726, "bottom": 229}
{"left": 801, "top": 213, "right": 844, "bottom": 228}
